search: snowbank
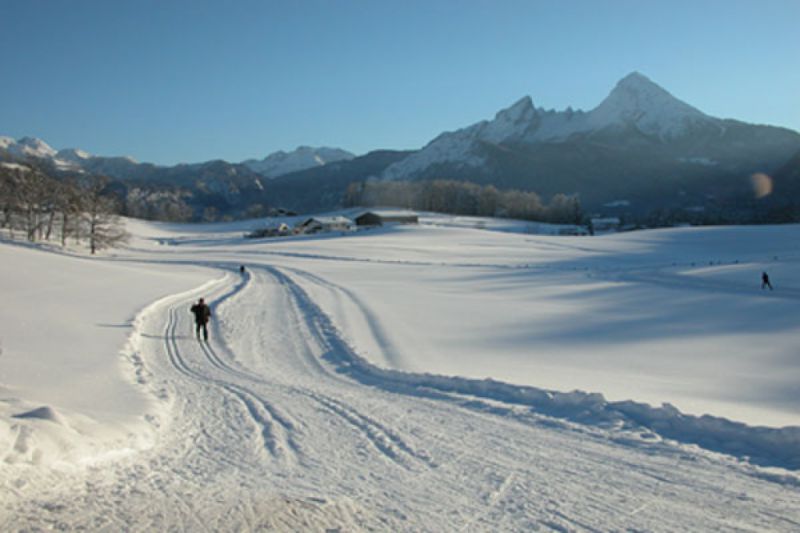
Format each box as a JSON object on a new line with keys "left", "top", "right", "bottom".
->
{"left": 0, "top": 239, "right": 211, "bottom": 468}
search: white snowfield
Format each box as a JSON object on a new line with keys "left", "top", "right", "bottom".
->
{"left": 1, "top": 215, "right": 799, "bottom": 531}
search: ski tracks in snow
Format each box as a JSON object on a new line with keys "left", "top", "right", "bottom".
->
{"left": 160, "top": 280, "right": 301, "bottom": 466}
{"left": 4, "top": 260, "right": 800, "bottom": 531}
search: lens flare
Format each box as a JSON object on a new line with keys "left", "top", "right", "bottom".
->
{"left": 751, "top": 173, "right": 773, "bottom": 199}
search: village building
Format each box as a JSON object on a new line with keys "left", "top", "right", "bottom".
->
{"left": 354, "top": 210, "right": 419, "bottom": 227}
{"left": 589, "top": 217, "right": 621, "bottom": 234}
{"left": 557, "top": 225, "right": 591, "bottom": 236}
{"left": 297, "top": 216, "right": 353, "bottom": 234}
{"left": 246, "top": 222, "right": 291, "bottom": 239}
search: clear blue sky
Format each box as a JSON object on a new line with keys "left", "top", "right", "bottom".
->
{"left": 1, "top": 0, "right": 798, "bottom": 165}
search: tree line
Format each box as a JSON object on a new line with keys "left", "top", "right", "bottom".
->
{"left": 343, "top": 179, "right": 583, "bottom": 224}
{"left": 0, "top": 162, "right": 128, "bottom": 253}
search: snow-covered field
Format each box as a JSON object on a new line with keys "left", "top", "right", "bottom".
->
{"left": 1, "top": 215, "right": 798, "bottom": 531}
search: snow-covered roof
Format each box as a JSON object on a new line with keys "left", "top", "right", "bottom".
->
{"left": 303, "top": 216, "right": 353, "bottom": 225}
{"left": 358, "top": 209, "right": 418, "bottom": 218}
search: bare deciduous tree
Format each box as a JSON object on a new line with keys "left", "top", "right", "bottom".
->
{"left": 79, "top": 175, "right": 130, "bottom": 254}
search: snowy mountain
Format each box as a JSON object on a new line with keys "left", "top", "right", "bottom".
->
{"left": 4, "top": 73, "right": 799, "bottom": 220}
{"left": 0, "top": 135, "right": 58, "bottom": 160}
{"left": 381, "top": 72, "right": 715, "bottom": 180}
{"left": 0, "top": 135, "right": 395, "bottom": 220}
{"left": 0, "top": 137, "right": 142, "bottom": 175}
{"left": 379, "top": 72, "right": 800, "bottom": 214}
{"left": 0, "top": 136, "right": 68, "bottom": 171}
{"left": 585, "top": 72, "right": 711, "bottom": 138}
{"left": 242, "top": 146, "right": 355, "bottom": 178}
{"left": 55, "top": 148, "right": 146, "bottom": 179}
{"left": 0, "top": 137, "right": 354, "bottom": 182}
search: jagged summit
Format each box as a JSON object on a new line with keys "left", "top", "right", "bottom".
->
{"left": 589, "top": 71, "right": 708, "bottom": 137}
{"left": 494, "top": 96, "right": 535, "bottom": 121}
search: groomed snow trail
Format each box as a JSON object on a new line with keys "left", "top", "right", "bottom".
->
{"left": 3, "top": 259, "right": 799, "bottom": 531}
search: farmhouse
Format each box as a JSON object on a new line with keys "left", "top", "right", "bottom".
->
{"left": 297, "top": 216, "right": 353, "bottom": 234}
{"left": 557, "top": 226, "right": 590, "bottom": 236}
{"left": 590, "top": 217, "right": 621, "bottom": 234}
{"left": 246, "top": 222, "right": 291, "bottom": 239}
{"left": 355, "top": 210, "right": 419, "bottom": 227}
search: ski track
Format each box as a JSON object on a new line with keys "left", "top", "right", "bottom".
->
{"left": 2, "top": 253, "right": 800, "bottom": 531}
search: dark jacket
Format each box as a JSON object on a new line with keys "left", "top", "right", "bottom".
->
{"left": 190, "top": 303, "right": 212, "bottom": 324}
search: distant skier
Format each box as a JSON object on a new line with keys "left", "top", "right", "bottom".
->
{"left": 190, "top": 297, "right": 212, "bottom": 341}
{"left": 239, "top": 265, "right": 245, "bottom": 275}
{"left": 761, "top": 271, "right": 773, "bottom": 290}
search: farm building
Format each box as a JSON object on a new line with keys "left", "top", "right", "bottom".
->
{"left": 297, "top": 216, "right": 353, "bottom": 234}
{"left": 246, "top": 222, "right": 291, "bottom": 239}
{"left": 355, "top": 210, "right": 419, "bottom": 227}
{"left": 590, "top": 217, "right": 621, "bottom": 234}
{"left": 557, "top": 225, "right": 591, "bottom": 236}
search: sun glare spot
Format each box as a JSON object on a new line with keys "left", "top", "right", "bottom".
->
{"left": 750, "top": 172, "right": 773, "bottom": 198}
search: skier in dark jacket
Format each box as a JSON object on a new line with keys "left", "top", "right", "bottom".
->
{"left": 190, "top": 298, "right": 212, "bottom": 340}
{"left": 761, "top": 271, "right": 773, "bottom": 290}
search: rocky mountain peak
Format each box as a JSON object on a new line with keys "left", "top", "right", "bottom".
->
{"left": 588, "top": 71, "right": 709, "bottom": 137}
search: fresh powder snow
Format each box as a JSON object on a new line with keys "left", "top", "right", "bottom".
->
{"left": 0, "top": 215, "right": 798, "bottom": 531}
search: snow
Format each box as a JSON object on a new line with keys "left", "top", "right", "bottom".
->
{"left": 585, "top": 72, "right": 709, "bottom": 138}
{"left": 481, "top": 96, "right": 538, "bottom": 143}
{"left": 55, "top": 148, "right": 93, "bottom": 161}
{"left": 0, "top": 240, "right": 212, "bottom": 468}
{"left": 242, "top": 145, "right": 355, "bottom": 178}
{"left": 1, "top": 137, "right": 83, "bottom": 170}
{"left": 0, "top": 162, "right": 29, "bottom": 172}
{"left": 14, "top": 137, "right": 58, "bottom": 159}
{"left": 1, "top": 216, "right": 799, "bottom": 530}
{"left": 381, "top": 122, "right": 489, "bottom": 180}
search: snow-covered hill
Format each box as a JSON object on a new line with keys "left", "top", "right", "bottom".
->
{"left": 1, "top": 217, "right": 798, "bottom": 530}
{"left": 242, "top": 145, "right": 355, "bottom": 178}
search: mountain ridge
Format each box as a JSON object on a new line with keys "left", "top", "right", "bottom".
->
{"left": 0, "top": 138, "right": 354, "bottom": 181}
{"left": 380, "top": 72, "right": 736, "bottom": 181}
{"left": 375, "top": 72, "right": 800, "bottom": 217}
{"left": 242, "top": 146, "right": 355, "bottom": 178}
{"left": 3, "top": 72, "right": 799, "bottom": 220}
